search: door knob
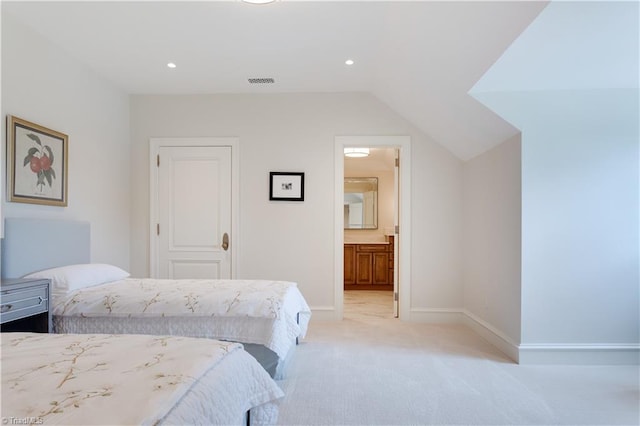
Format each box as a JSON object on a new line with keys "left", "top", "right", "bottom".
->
{"left": 222, "top": 233, "right": 229, "bottom": 251}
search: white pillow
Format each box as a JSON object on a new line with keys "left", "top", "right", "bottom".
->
{"left": 23, "top": 263, "right": 130, "bottom": 294}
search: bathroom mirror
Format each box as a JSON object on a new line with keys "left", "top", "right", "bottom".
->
{"left": 344, "top": 177, "right": 378, "bottom": 229}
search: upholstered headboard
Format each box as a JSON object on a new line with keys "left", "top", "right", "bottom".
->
{"left": 1, "top": 217, "right": 90, "bottom": 279}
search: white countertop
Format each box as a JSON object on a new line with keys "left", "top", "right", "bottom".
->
{"left": 344, "top": 241, "right": 389, "bottom": 245}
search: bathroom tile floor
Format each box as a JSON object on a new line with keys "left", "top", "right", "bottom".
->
{"left": 343, "top": 290, "right": 394, "bottom": 320}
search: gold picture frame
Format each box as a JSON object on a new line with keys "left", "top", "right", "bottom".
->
{"left": 7, "top": 115, "right": 68, "bottom": 206}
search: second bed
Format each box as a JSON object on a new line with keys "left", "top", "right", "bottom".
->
{"left": 2, "top": 218, "right": 311, "bottom": 379}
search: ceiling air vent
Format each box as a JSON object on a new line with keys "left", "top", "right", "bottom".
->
{"left": 248, "top": 78, "right": 275, "bottom": 84}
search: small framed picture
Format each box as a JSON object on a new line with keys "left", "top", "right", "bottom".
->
{"left": 6, "top": 115, "right": 68, "bottom": 207}
{"left": 269, "top": 172, "right": 304, "bottom": 201}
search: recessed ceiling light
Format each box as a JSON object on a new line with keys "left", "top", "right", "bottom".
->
{"left": 242, "top": 0, "right": 276, "bottom": 4}
{"left": 345, "top": 59, "right": 355, "bottom": 66}
{"left": 167, "top": 62, "right": 177, "bottom": 69}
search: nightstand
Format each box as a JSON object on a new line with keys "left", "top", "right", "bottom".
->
{"left": 1, "top": 278, "right": 52, "bottom": 333}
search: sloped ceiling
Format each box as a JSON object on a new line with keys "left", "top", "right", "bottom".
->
{"left": 472, "top": 1, "right": 639, "bottom": 93}
{"left": 1, "top": 1, "right": 548, "bottom": 161}
{"left": 471, "top": 1, "right": 639, "bottom": 132}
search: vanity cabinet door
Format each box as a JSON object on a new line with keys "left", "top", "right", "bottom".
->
{"left": 372, "top": 252, "right": 390, "bottom": 285}
{"left": 356, "top": 252, "right": 373, "bottom": 285}
{"left": 344, "top": 244, "right": 357, "bottom": 285}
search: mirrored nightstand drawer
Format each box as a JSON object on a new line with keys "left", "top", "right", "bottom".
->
{"left": 1, "top": 278, "right": 51, "bottom": 333}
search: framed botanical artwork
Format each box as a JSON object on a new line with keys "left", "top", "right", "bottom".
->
{"left": 269, "top": 172, "right": 305, "bottom": 201}
{"left": 7, "top": 115, "right": 68, "bottom": 206}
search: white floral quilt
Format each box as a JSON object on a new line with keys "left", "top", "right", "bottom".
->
{"left": 1, "top": 332, "right": 284, "bottom": 425}
{"left": 52, "top": 279, "right": 311, "bottom": 360}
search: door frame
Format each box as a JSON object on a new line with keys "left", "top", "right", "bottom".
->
{"left": 149, "top": 137, "right": 240, "bottom": 278}
{"left": 334, "top": 136, "right": 411, "bottom": 320}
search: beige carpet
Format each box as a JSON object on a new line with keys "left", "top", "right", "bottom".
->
{"left": 276, "top": 291, "right": 640, "bottom": 425}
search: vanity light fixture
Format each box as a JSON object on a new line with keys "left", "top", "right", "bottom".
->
{"left": 344, "top": 147, "right": 370, "bottom": 158}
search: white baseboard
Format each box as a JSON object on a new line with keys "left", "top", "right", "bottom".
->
{"left": 462, "top": 310, "right": 520, "bottom": 362}
{"left": 406, "top": 307, "right": 464, "bottom": 323}
{"left": 461, "top": 311, "right": 640, "bottom": 365}
{"left": 309, "top": 306, "right": 339, "bottom": 321}
{"left": 313, "top": 304, "right": 640, "bottom": 365}
{"left": 460, "top": 311, "right": 640, "bottom": 365}
{"left": 519, "top": 343, "right": 640, "bottom": 365}
{"left": 317, "top": 305, "right": 471, "bottom": 323}
{"left": 398, "top": 308, "right": 519, "bottom": 363}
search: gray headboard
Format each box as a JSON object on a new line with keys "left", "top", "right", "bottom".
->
{"left": 1, "top": 217, "right": 90, "bottom": 278}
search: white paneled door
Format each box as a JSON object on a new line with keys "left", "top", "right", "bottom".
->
{"left": 151, "top": 143, "right": 232, "bottom": 279}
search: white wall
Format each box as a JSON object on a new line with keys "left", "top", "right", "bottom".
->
{"left": 410, "top": 138, "right": 463, "bottom": 314}
{"left": 1, "top": 12, "right": 131, "bottom": 270}
{"left": 130, "top": 93, "right": 463, "bottom": 314}
{"left": 519, "top": 93, "right": 638, "bottom": 348}
{"left": 471, "top": 1, "right": 639, "bottom": 363}
{"left": 462, "top": 134, "right": 521, "bottom": 352}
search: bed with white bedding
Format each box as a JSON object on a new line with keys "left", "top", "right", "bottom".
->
{"left": 48, "top": 272, "right": 311, "bottom": 378}
{"left": 1, "top": 332, "right": 283, "bottom": 425}
{"left": 1, "top": 218, "right": 312, "bottom": 379}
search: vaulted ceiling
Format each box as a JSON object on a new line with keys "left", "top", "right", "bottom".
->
{"left": 2, "top": 1, "right": 548, "bottom": 160}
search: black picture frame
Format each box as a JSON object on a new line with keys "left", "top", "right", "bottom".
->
{"left": 269, "top": 172, "right": 305, "bottom": 201}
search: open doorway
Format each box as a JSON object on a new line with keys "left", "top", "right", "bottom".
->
{"left": 344, "top": 148, "right": 397, "bottom": 318}
{"left": 334, "top": 136, "right": 411, "bottom": 321}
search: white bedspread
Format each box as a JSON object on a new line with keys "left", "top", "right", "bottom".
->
{"left": 52, "top": 279, "right": 311, "bottom": 360}
{"left": 1, "top": 333, "right": 284, "bottom": 425}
